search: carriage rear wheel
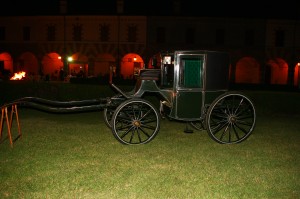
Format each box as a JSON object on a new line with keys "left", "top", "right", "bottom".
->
{"left": 206, "top": 92, "right": 256, "bottom": 144}
{"left": 111, "top": 99, "right": 160, "bottom": 145}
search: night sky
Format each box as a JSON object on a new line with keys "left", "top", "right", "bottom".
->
{"left": 1, "top": 0, "right": 299, "bottom": 19}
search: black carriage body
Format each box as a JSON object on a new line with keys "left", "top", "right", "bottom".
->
{"left": 108, "top": 49, "right": 255, "bottom": 145}
{"left": 156, "top": 50, "right": 230, "bottom": 121}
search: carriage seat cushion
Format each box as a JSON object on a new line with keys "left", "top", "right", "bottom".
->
{"left": 139, "top": 69, "right": 161, "bottom": 80}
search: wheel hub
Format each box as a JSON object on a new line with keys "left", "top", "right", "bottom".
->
{"left": 132, "top": 120, "right": 141, "bottom": 127}
{"left": 228, "top": 115, "right": 236, "bottom": 124}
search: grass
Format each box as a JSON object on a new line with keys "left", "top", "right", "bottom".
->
{"left": 0, "top": 83, "right": 300, "bottom": 198}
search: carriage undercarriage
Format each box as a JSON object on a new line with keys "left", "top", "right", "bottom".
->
{"left": 103, "top": 85, "right": 256, "bottom": 145}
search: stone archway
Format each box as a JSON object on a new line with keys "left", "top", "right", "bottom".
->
{"left": 42, "top": 52, "right": 63, "bottom": 80}
{"left": 267, "top": 58, "right": 288, "bottom": 85}
{"left": 120, "top": 53, "right": 144, "bottom": 79}
{"left": 94, "top": 53, "right": 116, "bottom": 77}
{"left": 0, "top": 52, "right": 13, "bottom": 73}
{"left": 294, "top": 63, "right": 299, "bottom": 86}
{"left": 17, "top": 52, "right": 39, "bottom": 80}
{"left": 68, "top": 52, "right": 88, "bottom": 77}
{"left": 235, "top": 57, "right": 260, "bottom": 84}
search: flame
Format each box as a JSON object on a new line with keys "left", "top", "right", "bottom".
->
{"left": 10, "top": 71, "right": 26, "bottom": 80}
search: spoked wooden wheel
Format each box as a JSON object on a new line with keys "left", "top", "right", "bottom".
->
{"left": 111, "top": 99, "right": 160, "bottom": 145}
{"left": 206, "top": 92, "right": 256, "bottom": 144}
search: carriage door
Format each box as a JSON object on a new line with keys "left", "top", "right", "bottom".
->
{"left": 175, "top": 55, "right": 204, "bottom": 119}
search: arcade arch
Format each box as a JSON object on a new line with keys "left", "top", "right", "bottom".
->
{"left": 294, "top": 63, "right": 299, "bottom": 86}
{"left": 17, "top": 52, "right": 39, "bottom": 79}
{"left": 120, "top": 53, "right": 144, "bottom": 79}
{"left": 0, "top": 52, "right": 13, "bottom": 73}
{"left": 42, "top": 52, "right": 63, "bottom": 80}
{"left": 235, "top": 57, "right": 260, "bottom": 84}
{"left": 147, "top": 53, "right": 162, "bottom": 69}
{"left": 68, "top": 52, "right": 88, "bottom": 78}
{"left": 94, "top": 53, "right": 115, "bottom": 77}
{"left": 266, "top": 58, "right": 288, "bottom": 85}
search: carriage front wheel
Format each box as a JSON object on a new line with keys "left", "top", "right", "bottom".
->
{"left": 206, "top": 92, "right": 256, "bottom": 144}
{"left": 111, "top": 98, "right": 160, "bottom": 145}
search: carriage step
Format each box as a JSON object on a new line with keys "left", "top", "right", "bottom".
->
{"left": 184, "top": 123, "right": 194, "bottom": 133}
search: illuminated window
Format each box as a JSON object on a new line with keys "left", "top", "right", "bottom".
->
{"left": 127, "top": 25, "right": 137, "bottom": 42}
{"left": 23, "top": 26, "right": 30, "bottom": 41}
{"left": 47, "top": 25, "right": 56, "bottom": 41}
{"left": 99, "top": 24, "right": 110, "bottom": 42}
{"left": 0, "top": 26, "right": 5, "bottom": 41}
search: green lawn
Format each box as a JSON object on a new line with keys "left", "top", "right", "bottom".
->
{"left": 0, "top": 83, "right": 299, "bottom": 198}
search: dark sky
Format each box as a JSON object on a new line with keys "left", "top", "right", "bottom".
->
{"left": 1, "top": 0, "right": 299, "bottom": 19}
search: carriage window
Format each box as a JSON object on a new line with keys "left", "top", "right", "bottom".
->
{"left": 179, "top": 58, "right": 203, "bottom": 88}
{"left": 162, "top": 64, "right": 174, "bottom": 87}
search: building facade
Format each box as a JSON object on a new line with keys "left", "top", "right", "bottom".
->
{"left": 0, "top": 14, "right": 299, "bottom": 86}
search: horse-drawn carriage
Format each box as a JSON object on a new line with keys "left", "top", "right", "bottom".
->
{"left": 1, "top": 50, "right": 256, "bottom": 146}
{"left": 103, "top": 50, "right": 256, "bottom": 145}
